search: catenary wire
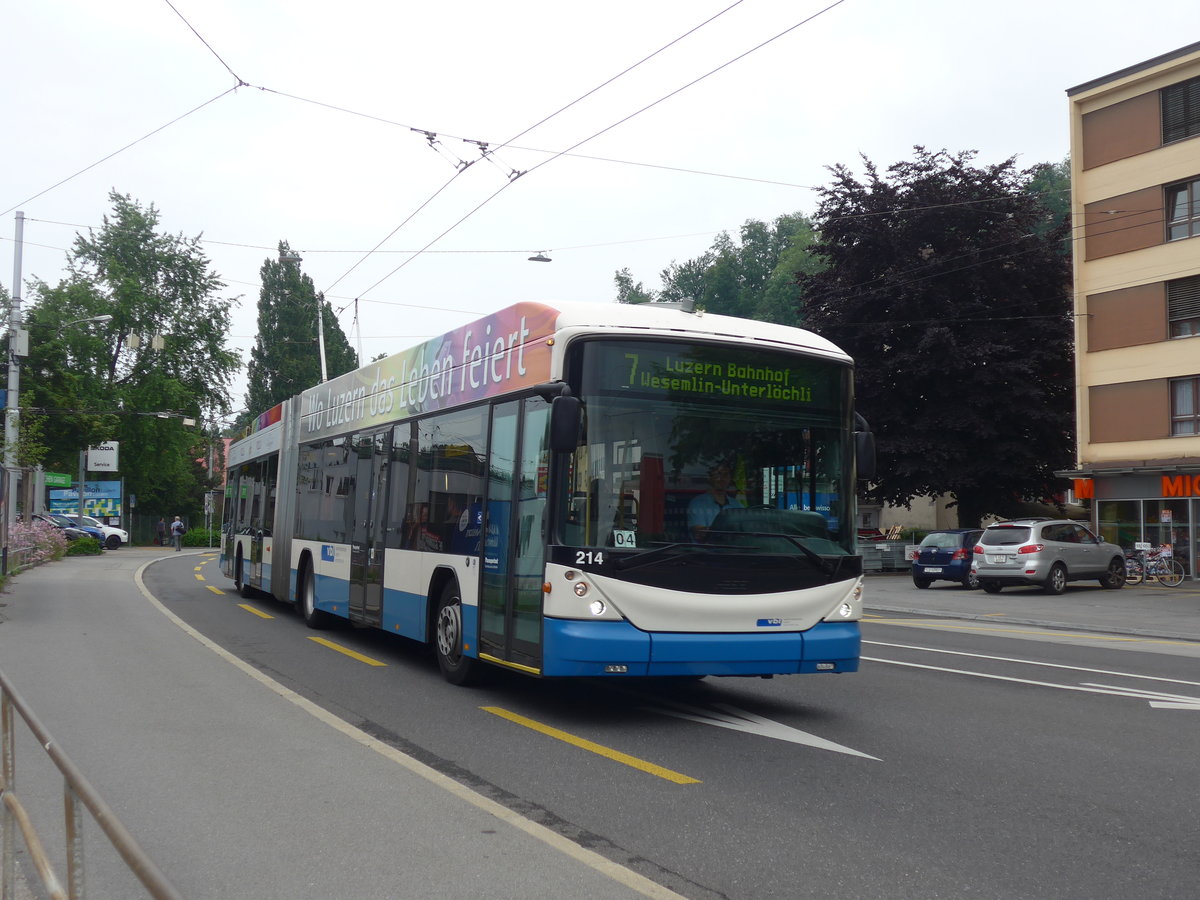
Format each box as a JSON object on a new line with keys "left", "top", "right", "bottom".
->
{"left": 161, "top": 0, "right": 245, "bottom": 85}
{"left": 0, "top": 88, "right": 240, "bottom": 218}
{"left": 356, "top": 0, "right": 850, "bottom": 298}
{"left": 313, "top": 0, "right": 752, "bottom": 300}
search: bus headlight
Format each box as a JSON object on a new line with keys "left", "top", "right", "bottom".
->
{"left": 588, "top": 600, "right": 607, "bottom": 616}
{"left": 823, "top": 580, "right": 863, "bottom": 622}
{"left": 573, "top": 581, "right": 589, "bottom": 597}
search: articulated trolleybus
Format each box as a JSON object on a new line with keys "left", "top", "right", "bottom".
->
{"left": 222, "top": 301, "right": 875, "bottom": 685}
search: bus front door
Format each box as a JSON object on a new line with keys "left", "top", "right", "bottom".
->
{"left": 480, "top": 397, "right": 550, "bottom": 672}
{"left": 348, "top": 430, "right": 390, "bottom": 627}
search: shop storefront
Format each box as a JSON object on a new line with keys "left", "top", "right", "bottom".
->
{"left": 1074, "top": 472, "right": 1199, "bottom": 579}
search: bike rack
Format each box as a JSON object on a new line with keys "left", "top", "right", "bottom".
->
{"left": 1, "top": 668, "right": 181, "bottom": 900}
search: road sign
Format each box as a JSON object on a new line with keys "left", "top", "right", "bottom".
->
{"left": 44, "top": 472, "right": 71, "bottom": 488}
{"left": 88, "top": 441, "right": 119, "bottom": 472}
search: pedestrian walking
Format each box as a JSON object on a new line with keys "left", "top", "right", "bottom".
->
{"left": 156, "top": 517, "right": 166, "bottom": 546}
{"left": 170, "top": 516, "right": 185, "bottom": 552}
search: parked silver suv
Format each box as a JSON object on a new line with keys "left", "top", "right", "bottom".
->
{"left": 972, "top": 518, "right": 1125, "bottom": 595}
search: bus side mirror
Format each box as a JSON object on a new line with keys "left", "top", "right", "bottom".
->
{"left": 550, "top": 395, "right": 581, "bottom": 453}
{"left": 855, "top": 430, "right": 876, "bottom": 482}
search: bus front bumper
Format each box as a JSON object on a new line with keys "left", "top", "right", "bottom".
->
{"left": 541, "top": 618, "right": 860, "bottom": 678}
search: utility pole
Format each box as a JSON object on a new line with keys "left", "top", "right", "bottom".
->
{"left": 3, "top": 212, "right": 25, "bottom": 573}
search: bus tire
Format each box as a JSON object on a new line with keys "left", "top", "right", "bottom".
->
{"left": 297, "top": 558, "right": 332, "bottom": 628}
{"left": 434, "top": 581, "right": 480, "bottom": 686}
{"left": 235, "top": 554, "right": 253, "bottom": 598}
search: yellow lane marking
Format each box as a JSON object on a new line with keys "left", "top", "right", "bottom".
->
{"left": 482, "top": 707, "right": 701, "bottom": 785}
{"left": 194, "top": 574, "right": 206, "bottom": 582}
{"left": 239, "top": 603, "right": 273, "bottom": 619}
{"left": 866, "top": 617, "right": 1195, "bottom": 646}
{"left": 307, "top": 636, "right": 388, "bottom": 666}
{"left": 206, "top": 586, "right": 224, "bottom": 595}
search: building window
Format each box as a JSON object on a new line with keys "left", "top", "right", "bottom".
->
{"left": 1166, "top": 178, "right": 1200, "bottom": 241}
{"left": 1168, "top": 275, "right": 1200, "bottom": 338}
{"left": 1172, "top": 376, "right": 1200, "bottom": 435}
{"left": 1162, "top": 75, "right": 1200, "bottom": 145}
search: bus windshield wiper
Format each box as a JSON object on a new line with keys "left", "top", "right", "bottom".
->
{"left": 703, "top": 530, "right": 840, "bottom": 577}
{"left": 613, "top": 542, "right": 706, "bottom": 571}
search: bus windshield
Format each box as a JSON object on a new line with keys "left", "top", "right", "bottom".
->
{"left": 566, "top": 339, "right": 855, "bottom": 558}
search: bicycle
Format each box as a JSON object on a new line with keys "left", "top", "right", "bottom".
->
{"left": 1124, "top": 546, "right": 1185, "bottom": 587}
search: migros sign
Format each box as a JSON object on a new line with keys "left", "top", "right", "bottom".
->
{"left": 1162, "top": 475, "right": 1200, "bottom": 497}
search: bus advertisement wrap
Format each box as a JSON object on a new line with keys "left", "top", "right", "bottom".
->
{"left": 299, "top": 302, "right": 560, "bottom": 441}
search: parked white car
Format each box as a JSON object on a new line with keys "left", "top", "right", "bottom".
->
{"left": 66, "top": 515, "right": 128, "bottom": 550}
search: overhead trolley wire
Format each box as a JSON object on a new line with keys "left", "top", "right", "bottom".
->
{"left": 355, "top": 0, "right": 851, "bottom": 299}
{"left": 316, "top": 0, "right": 753, "bottom": 302}
{"left": 1, "top": 87, "right": 240, "bottom": 218}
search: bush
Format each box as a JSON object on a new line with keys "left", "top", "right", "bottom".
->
{"left": 66, "top": 535, "right": 103, "bottom": 556}
{"left": 11, "top": 520, "right": 69, "bottom": 568}
{"left": 182, "top": 527, "right": 219, "bottom": 547}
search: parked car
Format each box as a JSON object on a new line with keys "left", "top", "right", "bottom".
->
{"left": 972, "top": 518, "right": 1125, "bottom": 595}
{"left": 32, "top": 513, "right": 89, "bottom": 541}
{"left": 911, "top": 529, "right": 984, "bottom": 589}
{"left": 65, "top": 514, "right": 128, "bottom": 550}
{"left": 44, "top": 513, "right": 105, "bottom": 544}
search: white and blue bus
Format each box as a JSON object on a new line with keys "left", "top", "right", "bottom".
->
{"left": 222, "top": 301, "right": 874, "bottom": 684}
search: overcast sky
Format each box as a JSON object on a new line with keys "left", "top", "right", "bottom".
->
{"left": 4, "top": 1, "right": 1199, "bottom": 413}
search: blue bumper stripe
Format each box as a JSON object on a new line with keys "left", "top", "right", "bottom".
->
{"left": 542, "top": 619, "right": 860, "bottom": 677}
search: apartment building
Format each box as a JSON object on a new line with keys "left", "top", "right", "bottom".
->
{"left": 1065, "top": 41, "right": 1200, "bottom": 578}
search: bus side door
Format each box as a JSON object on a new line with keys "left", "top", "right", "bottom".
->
{"left": 480, "top": 397, "right": 550, "bottom": 670}
{"left": 348, "top": 429, "right": 390, "bottom": 626}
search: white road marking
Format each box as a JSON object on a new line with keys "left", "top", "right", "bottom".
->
{"left": 1082, "top": 683, "right": 1200, "bottom": 710}
{"left": 864, "top": 656, "right": 1200, "bottom": 710}
{"left": 866, "top": 640, "right": 1200, "bottom": 687}
{"left": 642, "top": 701, "right": 880, "bottom": 760}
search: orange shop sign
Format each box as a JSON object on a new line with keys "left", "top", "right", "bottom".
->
{"left": 1162, "top": 475, "right": 1200, "bottom": 497}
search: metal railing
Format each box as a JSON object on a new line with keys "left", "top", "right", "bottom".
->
{"left": 1, "top": 668, "right": 182, "bottom": 900}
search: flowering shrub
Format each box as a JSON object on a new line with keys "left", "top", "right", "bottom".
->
{"left": 9, "top": 519, "right": 69, "bottom": 570}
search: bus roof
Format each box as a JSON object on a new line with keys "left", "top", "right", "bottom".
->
{"left": 246, "top": 301, "right": 855, "bottom": 444}
{"left": 548, "top": 301, "right": 851, "bottom": 363}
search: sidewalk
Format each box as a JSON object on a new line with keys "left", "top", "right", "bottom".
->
{"left": 0, "top": 549, "right": 680, "bottom": 900}
{"left": 863, "top": 572, "right": 1200, "bottom": 642}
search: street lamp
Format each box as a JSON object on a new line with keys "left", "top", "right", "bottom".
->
{"left": 58, "top": 314, "right": 113, "bottom": 333}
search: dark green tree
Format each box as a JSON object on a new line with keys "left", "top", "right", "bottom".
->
{"left": 796, "top": 148, "right": 1075, "bottom": 526}
{"left": 245, "top": 241, "right": 358, "bottom": 417}
{"left": 1024, "top": 157, "right": 1072, "bottom": 247}
{"left": 23, "top": 191, "right": 241, "bottom": 519}
{"left": 614, "top": 213, "right": 822, "bottom": 326}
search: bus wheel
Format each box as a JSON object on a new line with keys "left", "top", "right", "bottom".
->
{"left": 234, "top": 554, "right": 246, "bottom": 594}
{"left": 297, "top": 559, "right": 331, "bottom": 628}
{"left": 434, "top": 582, "right": 479, "bottom": 686}
{"left": 235, "top": 555, "right": 253, "bottom": 598}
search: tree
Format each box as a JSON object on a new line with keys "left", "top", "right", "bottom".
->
{"left": 614, "top": 268, "right": 655, "bottom": 304}
{"left": 245, "top": 241, "right": 358, "bottom": 417}
{"left": 796, "top": 148, "right": 1075, "bottom": 526}
{"left": 614, "top": 213, "right": 822, "bottom": 326}
{"left": 23, "top": 191, "right": 241, "bottom": 519}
